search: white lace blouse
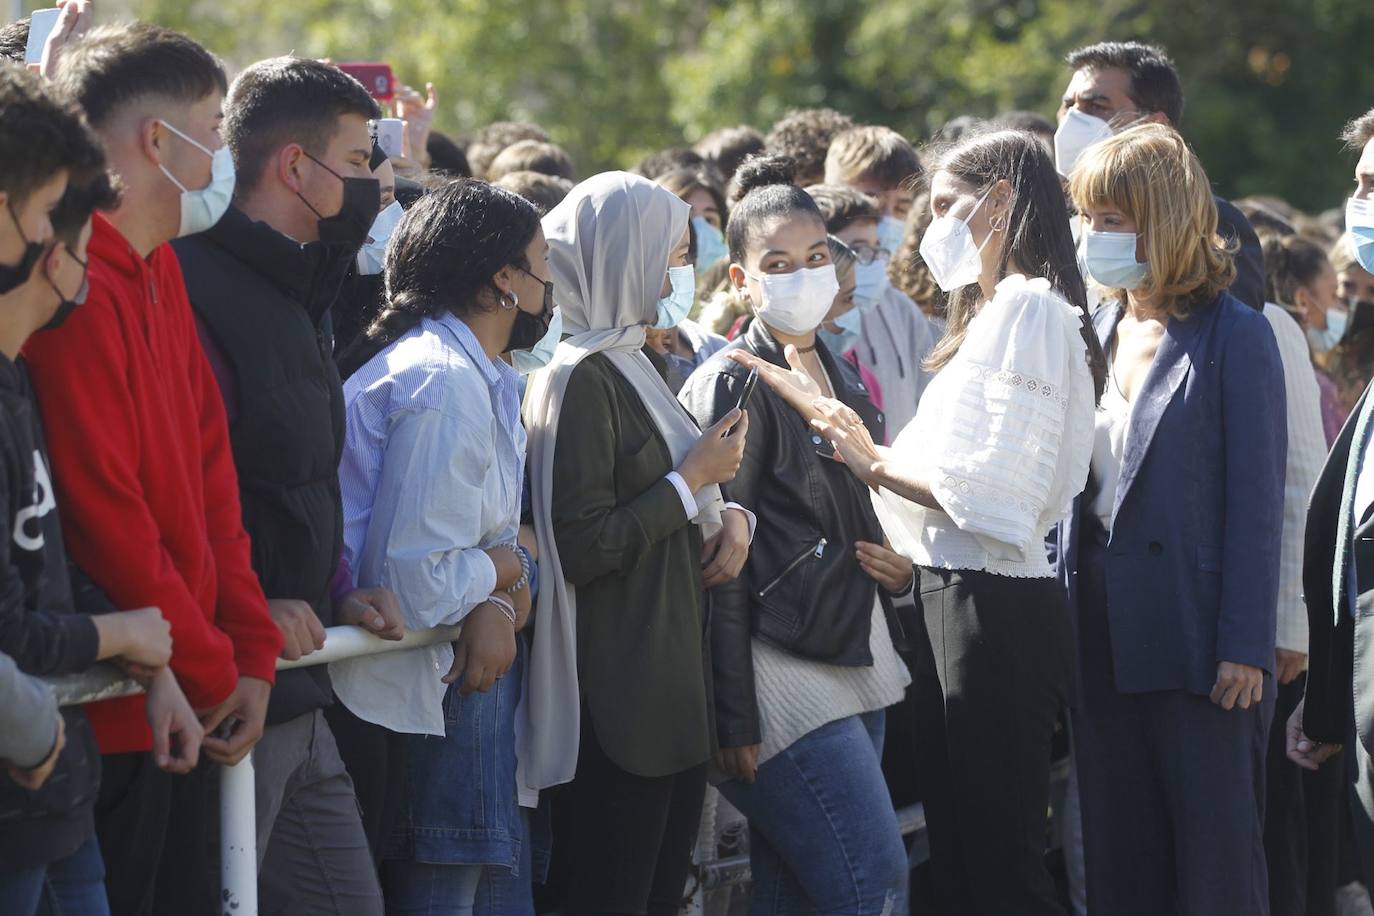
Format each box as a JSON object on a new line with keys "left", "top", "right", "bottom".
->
{"left": 872, "top": 275, "right": 1095, "bottom": 578}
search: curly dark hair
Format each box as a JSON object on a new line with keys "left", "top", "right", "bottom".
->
{"left": 764, "top": 108, "right": 855, "bottom": 185}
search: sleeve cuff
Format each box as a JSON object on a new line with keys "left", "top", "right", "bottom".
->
{"left": 723, "top": 503, "right": 758, "bottom": 543}
{"left": 665, "top": 471, "right": 699, "bottom": 520}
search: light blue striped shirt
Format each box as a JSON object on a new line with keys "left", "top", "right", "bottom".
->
{"left": 330, "top": 312, "right": 526, "bottom": 735}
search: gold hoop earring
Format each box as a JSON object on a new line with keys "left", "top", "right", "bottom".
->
{"left": 990, "top": 213, "right": 1009, "bottom": 233}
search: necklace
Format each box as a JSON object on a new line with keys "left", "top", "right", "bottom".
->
{"left": 796, "top": 343, "right": 818, "bottom": 354}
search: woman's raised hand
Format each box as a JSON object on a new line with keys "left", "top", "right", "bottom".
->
{"left": 727, "top": 346, "right": 823, "bottom": 422}
{"left": 812, "top": 400, "right": 884, "bottom": 487}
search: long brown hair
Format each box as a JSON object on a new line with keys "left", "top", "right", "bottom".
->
{"left": 923, "top": 128, "right": 1107, "bottom": 400}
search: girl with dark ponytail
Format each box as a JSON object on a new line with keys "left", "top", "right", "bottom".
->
{"left": 734, "top": 129, "right": 1101, "bottom": 915}
{"left": 329, "top": 179, "right": 556, "bottom": 913}
{"left": 679, "top": 154, "right": 912, "bottom": 915}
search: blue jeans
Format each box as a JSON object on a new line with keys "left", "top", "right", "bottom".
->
{"left": 0, "top": 833, "right": 110, "bottom": 916}
{"left": 383, "top": 860, "right": 482, "bottom": 916}
{"left": 385, "top": 641, "right": 525, "bottom": 868}
{"left": 720, "top": 711, "right": 906, "bottom": 916}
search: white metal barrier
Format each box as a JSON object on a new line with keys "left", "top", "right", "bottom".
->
{"left": 53, "top": 622, "right": 462, "bottom": 916}
{"left": 53, "top": 626, "right": 1072, "bottom": 915}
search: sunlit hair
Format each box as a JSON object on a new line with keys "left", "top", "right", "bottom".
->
{"left": 922, "top": 128, "right": 1106, "bottom": 399}
{"left": 826, "top": 235, "right": 857, "bottom": 288}
{"left": 1070, "top": 123, "right": 1235, "bottom": 320}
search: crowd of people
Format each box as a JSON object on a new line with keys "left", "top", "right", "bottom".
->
{"left": 3, "top": 4, "right": 1374, "bottom": 915}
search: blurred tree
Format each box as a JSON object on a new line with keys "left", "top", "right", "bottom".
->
{"left": 20, "top": 0, "right": 1374, "bottom": 211}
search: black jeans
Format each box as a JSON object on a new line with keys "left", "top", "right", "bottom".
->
{"left": 546, "top": 713, "right": 707, "bottom": 916}
{"left": 912, "top": 567, "right": 1073, "bottom": 916}
{"left": 97, "top": 754, "right": 231, "bottom": 916}
{"left": 323, "top": 700, "right": 409, "bottom": 865}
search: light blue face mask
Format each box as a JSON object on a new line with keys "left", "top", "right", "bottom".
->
{"left": 852, "top": 259, "right": 890, "bottom": 311}
{"left": 510, "top": 307, "right": 563, "bottom": 375}
{"left": 1081, "top": 228, "right": 1148, "bottom": 289}
{"left": 157, "top": 120, "right": 236, "bottom": 238}
{"left": 356, "top": 200, "right": 405, "bottom": 276}
{"left": 819, "top": 304, "right": 864, "bottom": 355}
{"left": 654, "top": 264, "right": 696, "bottom": 329}
{"left": 876, "top": 215, "right": 906, "bottom": 256}
{"left": 1348, "top": 197, "right": 1374, "bottom": 275}
{"left": 1306, "top": 307, "right": 1347, "bottom": 354}
{"left": 692, "top": 217, "right": 727, "bottom": 280}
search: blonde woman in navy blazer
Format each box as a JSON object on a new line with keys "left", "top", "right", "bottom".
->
{"left": 1057, "top": 124, "right": 1287, "bottom": 915}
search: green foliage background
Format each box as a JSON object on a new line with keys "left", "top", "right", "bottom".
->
{"left": 47, "top": 0, "right": 1374, "bottom": 213}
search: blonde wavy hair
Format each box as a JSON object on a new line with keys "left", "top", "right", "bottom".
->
{"left": 1070, "top": 123, "right": 1235, "bottom": 319}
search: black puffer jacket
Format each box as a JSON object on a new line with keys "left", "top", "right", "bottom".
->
{"left": 176, "top": 207, "right": 349, "bottom": 726}
{"left": 0, "top": 354, "right": 102, "bottom": 873}
{"left": 679, "top": 319, "right": 893, "bottom": 748}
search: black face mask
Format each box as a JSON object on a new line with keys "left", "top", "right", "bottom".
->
{"left": 41, "top": 245, "right": 89, "bottom": 332}
{"left": 297, "top": 153, "right": 382, "bottom": 252}
{"left": 0, "top": 204, "right": 46, "bottom": 296}
{"left": 506, "top": 267, "right": 555, "bottom": 353}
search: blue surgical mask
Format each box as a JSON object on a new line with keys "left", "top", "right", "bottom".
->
{"left": 1348, "top": 197, "right": 1374, "bottom": 275}
{"left": 692, "top": 217, "right": 727, "bottom": 280}
{"left": 511, "top": 307, "right": 563, "bottom": 374}
{"left": 1306, "top": 307, "right": 1347, "bottom": 354}
{"left": 876, "top": 216, "right": 906, "bottom": 256}
{"left": 819, "top": 305, "right": 864, "bottom": 355}
{"left": 157, "top": 120, "right": 236, "bottom": 238}
{"left": 654, "top": 264, "right": 695, "bottom": 330}
{"left": 852, "top": 259, "right": 890, "bottom": 311}
{"left": 1081, "top": 228, "right": 1148, "bottom": 290}
{"left": 356, "top": 200, "right": 405, "bottom": 276}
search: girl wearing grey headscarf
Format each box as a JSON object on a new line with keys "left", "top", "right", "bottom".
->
{"left": 520, "top": 172, "right": 752, "bottom": 912}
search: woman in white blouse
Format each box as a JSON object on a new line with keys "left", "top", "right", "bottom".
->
{"left": 735, "top": 129, "right": 1105, "bottom": 916}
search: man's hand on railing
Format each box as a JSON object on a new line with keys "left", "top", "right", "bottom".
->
{"left": 269, "top": 599, "right": 327, "bottom": 662}
{"left": 336, "top": 588, "right": 405, "bottom": 641}
{"left": 442, "top": 601, "right": 516, "bottom": 697}
{"left": 199, "top": 676, "right": 272, "bottom": 767}
{"left": 146, "top": 667, "right": 202, "bottom": 774}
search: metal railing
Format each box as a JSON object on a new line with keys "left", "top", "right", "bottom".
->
{"left": 54, "top": 626, "right": 1073, "bottom": 915}
{"left": 53, "top": 623, "right": 462, "bottom": 916}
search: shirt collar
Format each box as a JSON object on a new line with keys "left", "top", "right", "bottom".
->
{"left": 433, "top": 311, "right": 518, "bottom": 390}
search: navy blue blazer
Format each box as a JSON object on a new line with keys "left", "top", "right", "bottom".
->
{"left": 1057, "top": 291, "right": 1287, "bottom": 697}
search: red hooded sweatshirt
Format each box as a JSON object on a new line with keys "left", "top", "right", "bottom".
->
{"left": 24, "top": 214, "right": 282, "bottom": 754}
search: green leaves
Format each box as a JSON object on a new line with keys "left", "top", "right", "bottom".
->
{"left": 94, "top": 0, "right": 1374, "bottom": 211}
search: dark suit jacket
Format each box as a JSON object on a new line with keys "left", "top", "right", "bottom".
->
{"left": 1215, "top": 196, "right": 1266, "bottom": 312}
{"left": 1058, "top": 291, "right": 1287, "bottom": 696}
{"left": 1302, "top": 383, "right": 1374, "bottom": 749}
{"left": 551, "top": 350, "right": 713, "bottom": 778}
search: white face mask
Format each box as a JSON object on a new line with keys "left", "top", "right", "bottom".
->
{"left": 355, "top": 200, "right": 405, "bottom": 276}
{"left": 852, "top": 258, "right": 891, "bottom": 311}
{"left": 157, "top": 120, "right": 236, "bottom": 238}
{"left": 746, "top": 263, "right": 840, "bottom": 335}
{"left": 876, "top": 215, "right": 905, "bottom": 256}
{"left": 918, "top": 188, "right": 994, "bottom": 293}
{"left": 1080, "top": 228, "right": 1148, "bottom": 290}
{"left": 1054, "top": 108, "right": 1114, "bottom": 179}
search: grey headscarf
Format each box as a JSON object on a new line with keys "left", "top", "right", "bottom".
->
{"left": 519, "top": 172, "right": 724, "bottom": 790}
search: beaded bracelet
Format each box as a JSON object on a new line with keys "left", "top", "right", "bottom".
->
{"left": 505, "top": 543, "right": 532, "bottom": 595}
{"left": 486, "top": 593, "right": 518, "bottom": 626}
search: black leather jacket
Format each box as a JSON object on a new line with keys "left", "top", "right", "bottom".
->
{"left": 679, "top": 319, "right": 893, "bottom": 748}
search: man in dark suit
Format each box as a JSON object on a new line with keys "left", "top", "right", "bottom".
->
{"left": 1287, "top": 106, "right": 1374, "bottom": 880}
{"left": 1055, "top": 41, "right": 1267, "bottom": 311}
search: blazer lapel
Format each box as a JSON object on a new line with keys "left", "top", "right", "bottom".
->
{"left": 1111, "top": 310, "right": 1204, "bottom": 525}
{"left": 1333, "top": 383, "right": 1374, "bottom": 623}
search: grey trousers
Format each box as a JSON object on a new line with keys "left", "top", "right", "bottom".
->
{"left": 255, "top": 709, "right": 383, "bottom": 916}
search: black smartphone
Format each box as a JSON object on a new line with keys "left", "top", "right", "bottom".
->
{"left": 727, "top": 368, "right": 758, "bottom": 436}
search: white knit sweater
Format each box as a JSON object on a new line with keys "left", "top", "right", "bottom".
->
{"left": 750, "top": 600, "right": 911, "bottom": 767}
